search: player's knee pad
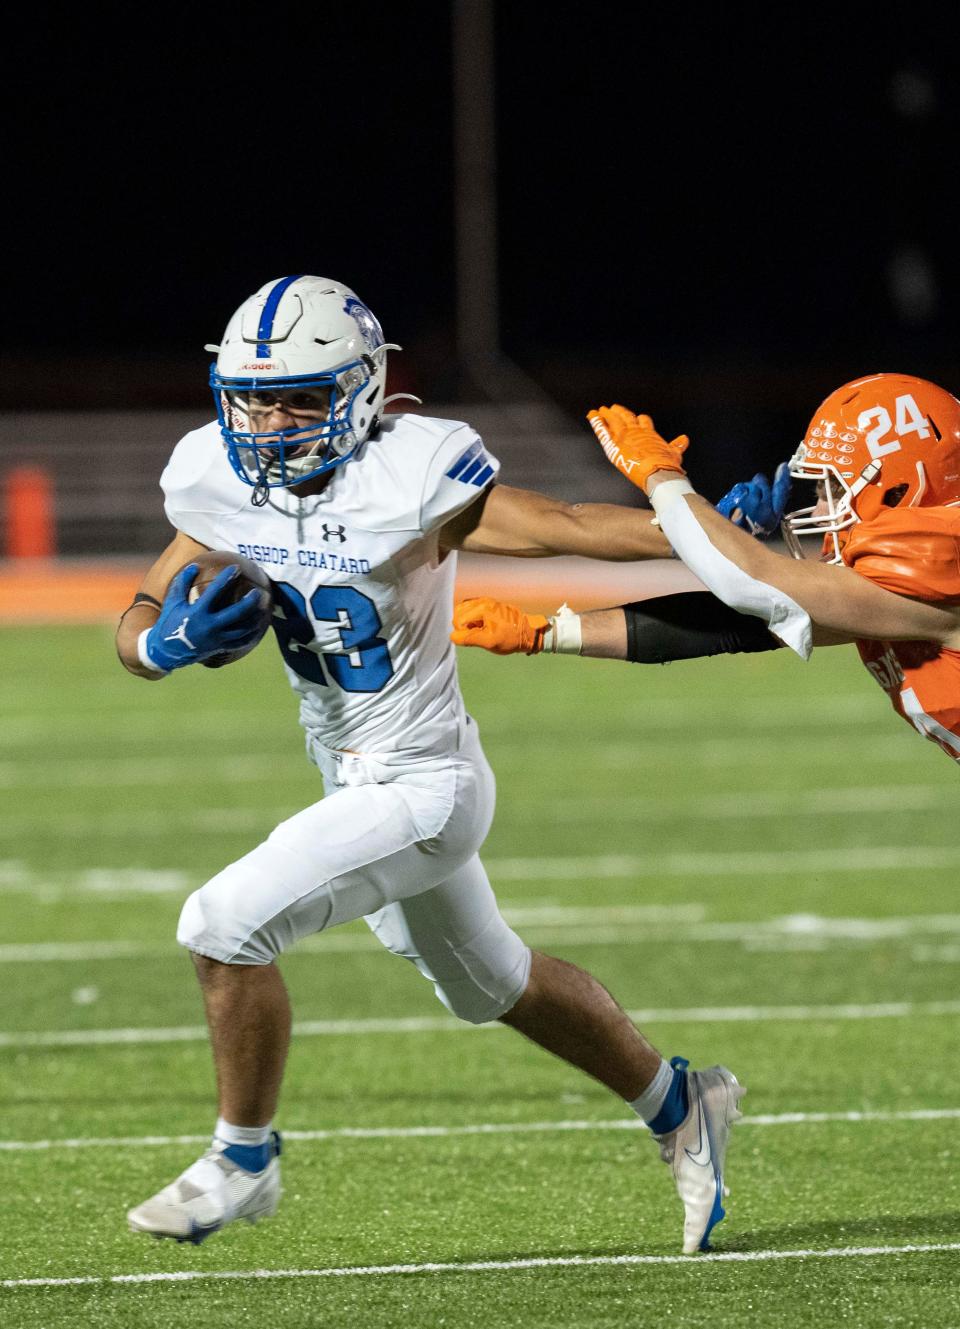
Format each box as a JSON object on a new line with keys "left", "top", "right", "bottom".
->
{"left": 177, "top": 883, "right": 289, "bottom": 966}
{"left": 431, "top": 929, "right": 532, "bottom": 1025}
{"left": 176, "top": 830, "right": 343, "bottom": 964}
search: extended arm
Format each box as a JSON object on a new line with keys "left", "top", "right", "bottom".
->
{"left": 453, "top": 592, "right": 784, "bottom": 660}
{"left": 439, "top": 483, "right": 672, "bottom": 560}
{"left": 650, "top": 484, "right": 960, "bottom": 649}
{"left": 590, "top": 407, "right": 960, "bottom": 654}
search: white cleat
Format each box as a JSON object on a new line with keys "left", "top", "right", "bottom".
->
{"left": 655, "top": 1059, "right": 745, "bottom": 1254}
{"left": 127, "top": 1132, "right": 282, "bottom": 1245}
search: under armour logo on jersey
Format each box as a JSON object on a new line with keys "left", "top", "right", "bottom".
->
{"left": 445, "top": 439, "right": 495, "bottom": 488}
{"left": 322, "top": 523, "right": 347, "bottom": 543}
{"left": 164, "top": 618, "right": 196, "bottom": 650}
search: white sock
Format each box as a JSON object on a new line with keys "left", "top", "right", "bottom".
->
{"left": 627, "top": 1057, "right": 674, "bottom": 1122}
{"left": 214, "top": 1118, "right": 272, "bottom": 1148}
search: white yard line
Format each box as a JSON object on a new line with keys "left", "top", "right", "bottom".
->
{"left": 0, "top": 782, "right": 953, "bottom": 822}
{"left": 488, "top": 847, "right": 960, "bottom": 879}
{"left": 8, "top": 908, "right": 960, "bottom": 963}
{"left": 4, "top": 999, "right": 960, "bottom": 1049}
{"left": 3, "top": 1108, "right": 959, "bottom": 1153}
{"left": 4, "top": 1243, "right": 960, "bottom": 1289}
{"left": 2, "top": 844, "right": 955, "bottom": 902}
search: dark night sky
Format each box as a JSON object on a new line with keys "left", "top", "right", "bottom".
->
{"left": 7, "top": 4, "right": 960, "bottom": 474}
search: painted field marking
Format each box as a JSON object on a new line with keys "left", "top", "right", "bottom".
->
{"left": 0, "top": 781, "right": 953, "bottom": 823}
{"left": 3, "top": 1107, "right": 960, "bottom": 1153}
{"left": 0, "top": 693, "right": 887, "bottom": 755}
{"left": 3, "top": 842, "right": 959, "bottom": 902}
{"left": 487, "top": 847, "right": 960, "bottom": 879}
{"left": 5, "top": 1242, "right": 960, "bottom": 1289}
{"left": 8, "top": 907, "right": 960, "bottom": 964}
{"left": 5, "top": 999, "right": 960, "bottom": 1049}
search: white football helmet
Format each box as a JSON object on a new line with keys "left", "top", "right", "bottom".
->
{"left": 208, "top": 276, "right": 397, "bottom": 496}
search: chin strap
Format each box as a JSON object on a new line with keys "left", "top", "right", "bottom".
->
{"left": 844, "top": 460, "right": 881, "bottom": 508}
{"left": 907, "top": 460, "right": 927, "bottom": 507}
{"left": 382, "top": 393, "right": 423, "bottom": 409}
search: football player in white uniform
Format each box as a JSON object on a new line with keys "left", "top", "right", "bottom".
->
{"left": 116, "top": 276, "right": 744, "bottom": 1255}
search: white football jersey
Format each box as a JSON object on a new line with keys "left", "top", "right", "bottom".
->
{"left": 161, "top": 414, "right": 500, "bottom": 760}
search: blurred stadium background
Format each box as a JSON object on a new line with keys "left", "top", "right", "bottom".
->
{"left": 4, "top": 5, "right": 958, "bottom": 580}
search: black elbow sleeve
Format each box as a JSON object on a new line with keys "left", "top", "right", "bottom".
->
{"left": 623, "top": 592, "right": 783, "bottom": 664}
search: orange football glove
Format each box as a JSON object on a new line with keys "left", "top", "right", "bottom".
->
{"left": 587, "top": 404, "right": 689, "bottom": 493}
{"left": 451, "top": 597, "right": 549, "bottom": 655}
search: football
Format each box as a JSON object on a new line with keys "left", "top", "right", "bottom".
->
{"left": 184, "top": 550, "right": 275, "bottom": 668}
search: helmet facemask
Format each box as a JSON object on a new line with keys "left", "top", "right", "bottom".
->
{"left": 781, "top": 448, "right": 881, "bottom": 564}
{"left": 211, "top": 354, "right": 385, "bottom": 495}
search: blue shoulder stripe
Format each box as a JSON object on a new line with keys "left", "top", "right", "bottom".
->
{"left": 459, "top": 457, "right": 488, "bottom": 485}
{"left": 445, "top": 440, "right": 495, "bottom": 486}
{"left": 445, "top": 439, "right": 483, "bottom": 480}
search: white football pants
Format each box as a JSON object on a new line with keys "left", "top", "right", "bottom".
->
{"left": 177, "top": 718, "right": 532, "bottom": 1024}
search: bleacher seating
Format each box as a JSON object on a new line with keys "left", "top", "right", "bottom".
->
{"left": 0, "top": 405, "right": 638, "bottom": 556}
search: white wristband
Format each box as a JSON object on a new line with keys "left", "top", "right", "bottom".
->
{"left": 542, "top": 603, "right": 583, "bottom": 655}
{"left": 136, "top": 628, "right": 168, "bottom": 675}
{"left": 649, "top": 477, "right": 696, "bottom": 520}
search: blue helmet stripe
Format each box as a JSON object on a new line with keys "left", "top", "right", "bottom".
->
{"left": 256, "top": 275, "right": 305, "bottom": 357}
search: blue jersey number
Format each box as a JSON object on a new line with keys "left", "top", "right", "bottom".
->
{"left": 272, "top": 583, "right": 394, "bottom": 694}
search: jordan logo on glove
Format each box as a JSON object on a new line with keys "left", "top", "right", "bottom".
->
{"left": 164, "top": 618, "right": 197, "bottom": 651}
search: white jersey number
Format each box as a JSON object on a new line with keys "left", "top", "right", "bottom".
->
{"left": 858, "top": 394, "right": 931, "bottom": 462}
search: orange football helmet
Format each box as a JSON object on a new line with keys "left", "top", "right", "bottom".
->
{"left": 782, "top": 373, "right": 960, "bottom": 562}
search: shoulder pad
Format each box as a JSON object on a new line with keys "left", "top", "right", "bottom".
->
{"left": 842, "top": 506, "right": 960, "bottom": 602}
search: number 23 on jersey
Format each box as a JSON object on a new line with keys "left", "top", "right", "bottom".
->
{"left": 271, "top": 582, "right": 394, "bottom": 693}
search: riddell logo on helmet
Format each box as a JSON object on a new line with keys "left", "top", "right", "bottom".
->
{"left": 238, "top": 362, "right": 282, "bottom": 372}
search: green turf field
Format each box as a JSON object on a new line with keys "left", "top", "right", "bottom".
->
{"left": 2, "top": 625, "right": 959, "bottom": 1327}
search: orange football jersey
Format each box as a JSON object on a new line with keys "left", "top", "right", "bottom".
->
{"left": 843, "top": 507, "right": 960, "bottom": 762}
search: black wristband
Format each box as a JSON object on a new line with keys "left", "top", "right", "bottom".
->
{"left": 119, "top": 591, "right": 162, "bottom": 619}
{"left": 623, "top": 592, "right": 783, "bottom": 664}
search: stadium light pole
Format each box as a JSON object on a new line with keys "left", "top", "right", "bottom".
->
{"left": 451, "top": 0, "right": 562, "bottom": 415}
{"left": 452, "top": 0, "right": 500, "bottom": 375}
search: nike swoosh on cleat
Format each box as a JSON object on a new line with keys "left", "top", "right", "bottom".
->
{"left": 683, "top": 1101, "right": 713, "bottom": 1168}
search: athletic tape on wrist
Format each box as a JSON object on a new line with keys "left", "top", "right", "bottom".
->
{"left": 542, "top": 603, "right": 583, "bottom": 655}
{"left": 649, "top": 477, "right": 696, "bottom": 518}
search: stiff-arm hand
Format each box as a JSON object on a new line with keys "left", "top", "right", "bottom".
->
{"left": 451, "top": 598, "right": 549, "bottom": 655}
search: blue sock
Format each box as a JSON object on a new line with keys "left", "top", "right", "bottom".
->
{"left": 647, "top": 1056, "right": 690, "bottom": 1136}
{"left": 221, "top": 1140, "right": 273, "bottom": 1173}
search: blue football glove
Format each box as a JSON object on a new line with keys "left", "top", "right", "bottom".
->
{"left": 716, "top": 462, "right": 791, "bottom": 538}
{"left": 140, "top": 564, "right": 266, "bottom": 674}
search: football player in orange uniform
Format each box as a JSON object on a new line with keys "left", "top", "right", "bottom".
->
{"left": 453, "top": 374, "right": 960, "bottom": 764}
